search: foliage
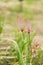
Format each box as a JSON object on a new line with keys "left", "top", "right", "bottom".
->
{"left": 0, "top": 23, "right": 3, "bottom": 34}
{"left": 10, "top": 31, "right": 36, "bottom": 65}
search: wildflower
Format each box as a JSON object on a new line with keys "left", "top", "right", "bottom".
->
{"left": 32, "top": 48, "right": 36, "bottom": 53}
{"left": 24, "top": 18, "right": 31, "bottom": 33}
{"left": 32, "top": 48, "right": 36, "bottom": 58}
{"left": 34, "top": 42, "right": 39, "bottom": 48}
{"left": 17, "top": 16, "right": 24, "bottom": 32}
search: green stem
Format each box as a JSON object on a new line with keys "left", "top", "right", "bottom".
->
{"left": 29, "top": 33, "right": 32, "bottom": 64}
{"left": 25, "top": 44, "right": 29, "bottom": 65}
{"left": 25, "top": 33, "right": 32, "bottom": 65}
{"left": 25, "top": 33, "right": 30, "bottom": 65}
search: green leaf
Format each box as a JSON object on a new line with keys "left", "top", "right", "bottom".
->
{"left": 0, "top": 25, "right": 3, "bottom": 34}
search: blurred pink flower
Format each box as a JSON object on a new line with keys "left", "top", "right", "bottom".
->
{"left": 32, "top": 48, "right": 36, "bottom": 54}
{"left": 17, "top": 16, "right": 24, "bottom": 32}
{"left": 32, "top": 48, "right": 36, "bottom": 58}
{"left": 34, "top": 42, "right": 39, "bottom": 48}
{"left": 24, "top": 18, "right": 32, "bottom": 33}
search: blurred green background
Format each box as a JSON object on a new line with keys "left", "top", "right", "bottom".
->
{"left": 0, "top": 0, "right": 43, "bottom": 65}
{"left": 0, "top": 0, "right": 43, "bottom": 39}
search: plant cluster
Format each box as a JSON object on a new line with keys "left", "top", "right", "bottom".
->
{"left": 10, "top": 16, "right": 36, "bottom": 65}
{"left": 0, "top": 16, "right": 43, "bottom": 65}
{"left": 11, "top": 16, "right": 43, "bottom": 65}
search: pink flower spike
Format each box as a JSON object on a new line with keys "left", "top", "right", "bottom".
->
{"left": 17, "top": 16, "right": 24, "bottom": 32}
{"left": 24, "top": 18, "right": 32, "bottom": 33}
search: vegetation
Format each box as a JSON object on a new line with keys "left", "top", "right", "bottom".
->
{"left": 0, "top": 22, "right": 3, "bottom": 34}
{"left": 0, "top": 0, "right": 43, "bottom": 65}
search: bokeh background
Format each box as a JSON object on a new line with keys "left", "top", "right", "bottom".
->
{"left": 0, "top": 0, "right": 43, "bottom": 39}
{"left": 0, "top": 0, "right": 43, "bottom": 65}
